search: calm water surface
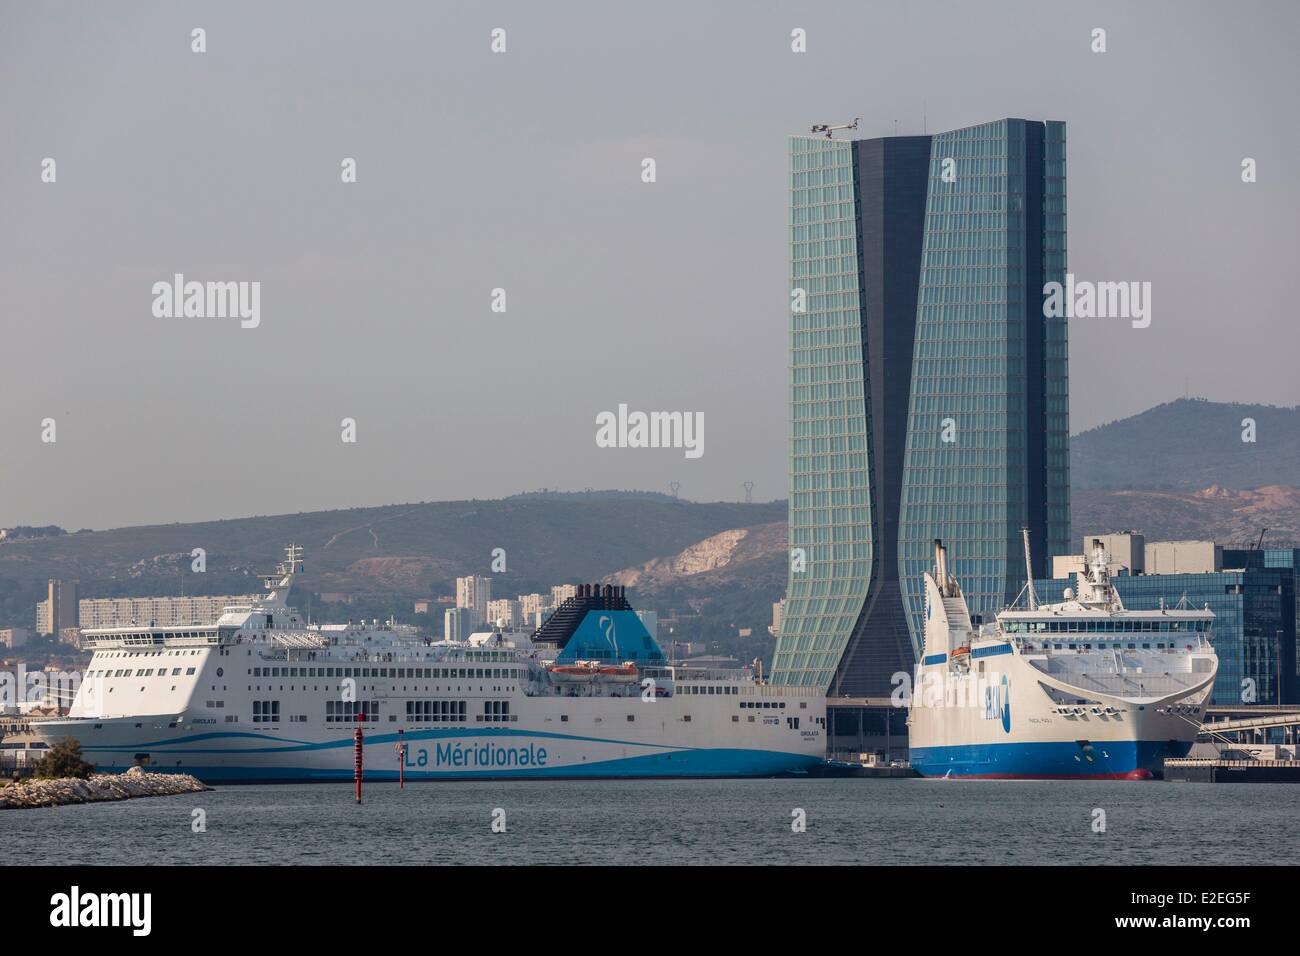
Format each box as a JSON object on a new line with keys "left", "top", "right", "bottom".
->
{"left": 4, "top": 778, "right": 1297, "bottom": 865}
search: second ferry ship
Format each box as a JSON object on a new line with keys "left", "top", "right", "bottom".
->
{"left": 908, "top": 536, "right": 1218, "bottom": 779}
{"left": 33, "top": 547, "right": 828, "bottom": 781}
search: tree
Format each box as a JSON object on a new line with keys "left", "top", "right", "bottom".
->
{"left": 35, "top": 738, "right": 95, "bottom": 779}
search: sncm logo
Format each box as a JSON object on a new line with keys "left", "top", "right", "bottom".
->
{"left": 49, "top": 886, "right": 151, "bottom": 937}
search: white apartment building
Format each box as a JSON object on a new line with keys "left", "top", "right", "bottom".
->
{"left": 456, "top": 575, "right": 491, "bottom": 626}
{"left": 54, "top": 594, "right": 257, "bottom": 629}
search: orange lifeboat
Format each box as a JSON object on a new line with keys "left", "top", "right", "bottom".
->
{"left": 549, "top": 661, "right": 599, "bottom": 683}
{"left": 597, "top": 663, "right": 639, "bottom": 683}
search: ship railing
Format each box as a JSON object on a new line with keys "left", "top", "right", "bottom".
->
{"left": 668, "top": 667, "right": 754, "bottom": 682}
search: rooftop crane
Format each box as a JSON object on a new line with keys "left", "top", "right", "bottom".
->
{"left": 810, "top": 118, "right": 860, "bottom": 139}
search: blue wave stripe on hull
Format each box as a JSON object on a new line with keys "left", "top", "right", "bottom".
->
{"left": 74, "top": 727, "right": 707, "bottom": 756}
{"left": 87, "top": 748, "right": 825, "bottom": 782}
{"left": 910, "top": 740, "right": 1192, "bottom": 778}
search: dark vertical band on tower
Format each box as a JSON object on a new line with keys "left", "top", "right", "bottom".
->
{"left": 1024, "top": 121, "right": 1048, "bottom": 581}
{"left": 831, "top": 135, "right": 932, "bottom": 698}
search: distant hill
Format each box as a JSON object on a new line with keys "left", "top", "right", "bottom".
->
{"left": 1073, "top": 485, "right": 1300, "bottom": 548}
{"left": 6, "top": 399, "right": 1300, "bottom": 641}
{"left": 0, "top": 495, "right": 783, "bottom": 630}
{"left": 1071, "top": 398, "right": 1300, "bottom": 491}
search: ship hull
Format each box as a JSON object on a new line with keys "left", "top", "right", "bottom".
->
{"left": 32, "top": 706, "right": 827, "bottom": 783}
{"left": 909, "top": 739, "right": 1192, "bottom": 779}
{"left": 907, "top": 651, "right": 1214, "bottom": 780}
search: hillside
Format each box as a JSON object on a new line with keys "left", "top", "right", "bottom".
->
{"left": 0, "top": 493, "right": 784, "bottom": 630}
{"left": 6, "top": 398, "right": 1300, "bottom": 647}
{"left": 1071, "top": 398, "right": 1300, "bottom": 491}
{"left": 1072, "top": 485, "right": 1300, "bottom": 547}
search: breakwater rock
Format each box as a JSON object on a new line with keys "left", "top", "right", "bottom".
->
{"left": 0, "top": 767, "right": 211, "bottom": 809}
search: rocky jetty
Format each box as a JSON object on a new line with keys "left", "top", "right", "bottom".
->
{"left": 0, "top": 767, "right": 210, "bottom": 809}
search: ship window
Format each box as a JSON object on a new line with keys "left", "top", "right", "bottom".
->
{"left": 626, "top": 715, "right": 635, "bottom": 722}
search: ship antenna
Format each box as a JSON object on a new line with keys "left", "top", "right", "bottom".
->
{"left": 1021, "top": 528, "right": 1038, "bottom": 610}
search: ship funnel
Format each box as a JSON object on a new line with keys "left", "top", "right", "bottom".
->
{"left": 934, "top": 539, "right": 949, "bottom": 595}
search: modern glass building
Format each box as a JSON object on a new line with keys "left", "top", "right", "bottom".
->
{"left": 774, "top": 118, "right": 1069, "bottom": 697}
{"left": 1264, "top": 548, "right": 1300, "bottom": 678}
{"left": 898, "top": 118, "right": 1070, "bottom": 648}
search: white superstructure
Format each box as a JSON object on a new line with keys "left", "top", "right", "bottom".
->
{"left": 908, "top": 536, "right": 1218, "bottom": 779}
{"left": 33, "top": 547, "right": 827, "bottom": 781}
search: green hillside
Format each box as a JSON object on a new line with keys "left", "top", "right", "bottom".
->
{"left": 0, "top": 492, "right": 784, "bottom": 630}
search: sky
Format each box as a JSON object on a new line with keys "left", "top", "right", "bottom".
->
{"left": 2, "top": 0, "right": 1298, "bottom": 530}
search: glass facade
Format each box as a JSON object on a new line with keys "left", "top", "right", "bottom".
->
{"left": 775, "top": 119, "right": 1066, "bottom": 695}
{"left": 775, "top": 135, "right": 874, "bottom": 691}
{"left": 1264, "top": 547, "right": 1300, "bottom": 690}
{"left": 898, "top": 119, "right": 1069, "bottom": 651}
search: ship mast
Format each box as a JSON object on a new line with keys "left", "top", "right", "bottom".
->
{"left": 262, "top": 544, "right": 303, "bottom": 606}
{"left": 1022, "top": 528, "right": 1039, "bottom": 610}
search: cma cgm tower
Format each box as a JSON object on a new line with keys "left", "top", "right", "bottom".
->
{"left": 773, "top": 118, "right": 1070, "bottom": 698}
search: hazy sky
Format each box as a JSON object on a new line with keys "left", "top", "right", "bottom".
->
{"left": 2, "top": 1, "right": 1298, "bottom": 530}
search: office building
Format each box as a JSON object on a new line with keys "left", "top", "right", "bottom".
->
{"left": 775, "top": 117, "right": 1069, "bottom": 697}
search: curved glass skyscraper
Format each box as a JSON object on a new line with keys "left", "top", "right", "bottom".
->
{"left": 773, "top": 118, "right": 1069, "bottom": 698}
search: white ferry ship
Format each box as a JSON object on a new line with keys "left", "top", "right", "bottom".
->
{"left": 32, "top": 547, "right": 827, "bottom": 781}
{"left": 908, "top": 536, "right": 1218, "bottom": 779}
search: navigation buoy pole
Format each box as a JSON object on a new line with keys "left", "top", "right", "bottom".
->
{"left": 396, "top": 727, "right": 406, "bottom": 789}
{"left": 354, "top": 714, "right": 364, "bottom": 804}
